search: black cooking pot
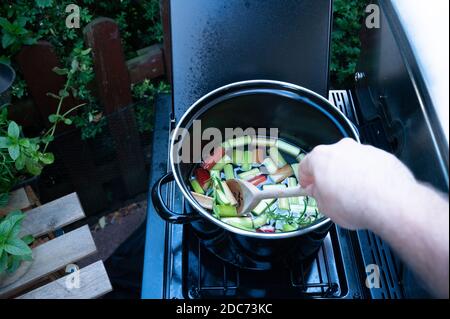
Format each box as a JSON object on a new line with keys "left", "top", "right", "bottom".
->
{"left": 152, "top": 80, "right": 359, "bottom": 269}
{"left": 0, "top": 63, "right": 16, "bottom": 107}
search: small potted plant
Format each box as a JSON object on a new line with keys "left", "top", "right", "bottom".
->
{"left": 0, "top": 210, "right": 34, "bottom": 288}
{"left": 0, "top": 108, "right": 55, "bottom": 208}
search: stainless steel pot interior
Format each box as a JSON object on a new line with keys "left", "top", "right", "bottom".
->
{"left": 170, "top": 80, "right": 360, "bottom": 239}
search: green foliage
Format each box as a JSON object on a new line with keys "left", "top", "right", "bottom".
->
{"left": 0, "top": 210, "right": 34, "bottom": 274}
{"left": 0, "top": 16, "right": 38, "bottom": 53}
{"left": 0, "top": 0, "right": 165, "bottom": 139}
{"left": 331, "top": 0, "right": 368, "bottom": 88}
{"left": 0, "top": 107, "right": 55, "bottom": 203}
{"left": 132, "top": 80, "right": 170, "bottom": 133}
{"left": 0, "top": 50, "right": 88, "bottom": 204}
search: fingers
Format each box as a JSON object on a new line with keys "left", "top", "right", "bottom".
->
{"left": 298, "top": 144, "right": 327, "bottom": 188}
{"left": 299, "top": 138, "right": 357, "bottom": 192}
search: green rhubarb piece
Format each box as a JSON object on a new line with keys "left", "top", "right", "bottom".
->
{"left": 282, "top": 223, "right": 299, "bottom": 232}
{"left": 287, "top": 177, "right": 300, "bottom": 205}
{"left": 278, "top": 197, "right": 290, "bottom": 211}
{"left": 223, "top": 164, "right": 235, "bottom": 180}
{"left": 216, "top": 189, "right": 230, "bottom": 205}
{"left": 189, "top": 179, "right": 204, "bottom": 195}
{"left": 227, "top": 136, "right": 251, "bottom": 148}
{"left": 296, "top": 153, "right": 306, "bottom": 162}
{"left": 232, "top": 149, "right": 244, "bottom": 165}
{"left": 262, "top": 157, "right": 278, "bottom": 174}
{"left": 251, "top": 136, "right": 276, "bottom": 147}
{"left": 213, "top": 205, "right": 238, "bottom": 217}
{"left": 211, "top": 154, "right": 232, "bottom": 171}
{"left": 269, "top": 147, "right": 287, "bottom": 168}
{"left": 221, "top": 217, "right": 254, "bottom": 230}
{"left": 253, "top": 213, "right": 268, "bottom": 228}
{"left": 252, "top": 198, "right": 276, "bottom": 215}
{"left": 220, "top": 181, "right": 238, "bottom": 206}
{"left": 291, "top": 163, "right": 300, "bottom": 182}
{"left": 276, "top": 140, "right": 300, "bottom": 157}
{"left": 241, "top": 150, "right": 253, "bottom": 171}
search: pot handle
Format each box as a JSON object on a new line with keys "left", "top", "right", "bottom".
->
{"left": 152, "top": 172, "right": 201, "bottom": 224}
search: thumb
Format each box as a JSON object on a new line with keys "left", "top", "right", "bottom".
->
{"left": 299, "top": 155, "right": 314, "bottom": 189}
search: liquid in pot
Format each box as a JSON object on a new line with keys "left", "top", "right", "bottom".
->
{"left": 188, "top": 136, "right": 323, "bottom": 233}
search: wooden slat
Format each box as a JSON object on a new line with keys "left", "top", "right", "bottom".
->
{"left": 20, "top": 193, "right": 85, "bottom": 238}
{"left": 24, "top": 186, "right": 41, "bottom": 207}
{"left": 0, "top": 225, "right": 96, "bottom": 298}
{"left": 16, "top": 261, "right": 112, "bottom": 299}
{"left": 0, "top": 188, "right": 30, "bottom": 216}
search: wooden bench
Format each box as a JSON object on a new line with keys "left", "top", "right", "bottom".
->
{"left": 0, "top": 191, "right": 112, "bottom": 299}
{"left": 0, "top": 186, "right": 38, "bottom": 216}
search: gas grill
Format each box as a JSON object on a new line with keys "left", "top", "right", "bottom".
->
{"left": 141, "top": 0, "right": 448, "bottom": 299}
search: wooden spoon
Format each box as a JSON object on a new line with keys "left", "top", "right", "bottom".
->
{"left": 226, "top": 179, "right": 308, "bottom": 214}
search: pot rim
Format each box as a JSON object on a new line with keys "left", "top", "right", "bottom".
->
{"left": 170, "top": 79, "right": 360, "bottom": 239}
{"left": 0, "top": 62, "right": 16, "bottom": 95}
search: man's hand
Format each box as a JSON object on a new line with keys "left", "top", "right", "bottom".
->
{"left": 298, "top": 138, "right": 449, "bottom": 298}
{"left": 299, "top": 138, "right": 416, "bottom": 230}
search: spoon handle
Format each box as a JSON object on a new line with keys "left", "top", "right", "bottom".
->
{"left": 257, "top": 186, "right": 308, "bottom": 200}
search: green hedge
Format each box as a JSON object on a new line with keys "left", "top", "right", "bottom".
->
{"left": 331, "top": 0, "right": 368, "bottom": 88}
{"left": 1, "top": 0, "right": 367, "bottom": 117}
{"left": 0, "top": 0, "right": 165, "bottom": 139}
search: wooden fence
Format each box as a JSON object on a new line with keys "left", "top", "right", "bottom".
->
{"left": 12, "top": 16, "right": 168, "bottom": 214}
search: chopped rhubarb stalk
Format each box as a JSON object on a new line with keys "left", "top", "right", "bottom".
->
{"left": 220, "top": 181, "right": 238, "bottom": 206}
{"left": 201, "top": 147, "right": 225, "bottom": 170}
{"left": 214, "top": 205, "right": 238, "bottom": 217}
{"left": 269, "top": 147, "right": 287, "bottom": 168}
{"left": 189, "top": 179, "right": 204, "bottom": 195}
{"left": 253, "top": 148, "right": 266, "bottom": 164}
{"left": 223, "top": 163, "right": 235, "bottom": 180}
{"left": 248, "top": 175, "right": 267, "bottom": 186}
{"left": 269, "top": 164, "right": 294, "bottom": 183}
{"left": 262, "top": 157, "right": 278, "bottom": 174}
{"left": 194, "top": 167, "right": 211, "bottom": 190}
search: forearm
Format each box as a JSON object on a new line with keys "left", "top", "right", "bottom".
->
{"left": 368, "top": 181, "right": 449, "bottom": 298}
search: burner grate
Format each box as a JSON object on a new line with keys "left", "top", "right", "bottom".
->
{"left": 289, "top": 242, "right": 340, "bottom": 297}
{"left": 185, "top": 226, "right": 342, "bottom": 299}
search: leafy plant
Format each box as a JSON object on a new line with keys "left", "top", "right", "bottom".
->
{"left": 42, "top": 48, "right": 93, "bottom": 151}
{"left": 1, "top": 0, "right": 165, "bottom": 139}
{"left": 0, "top": 109, "right": 54, "bottom": 205}
{"left": 330, "top": 0, "right": 368, "bottom": 88}
{"left": 0, "top": 49, "right": 88, "bottom": 206}
{"left": 0, "top": 16, "right": 38, "bottom": 54}
{"left": 132, "top": 79, "right": 170, "bottom": 133}
{"left": 0, "top": 210, "right": 34, "bottom": 274}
